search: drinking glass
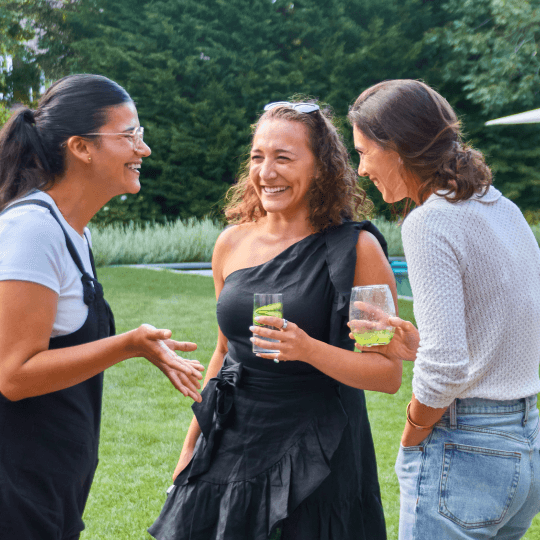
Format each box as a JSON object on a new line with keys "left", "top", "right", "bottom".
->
{"left": 349, "top": 285, "right": 395, "bottom": 347}
{"left": 252, "top": 293, "right": 283, "bottom": 354}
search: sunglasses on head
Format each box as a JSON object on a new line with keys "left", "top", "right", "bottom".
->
{"left": 263, "top": 101, "right": 320, "bottom": 114}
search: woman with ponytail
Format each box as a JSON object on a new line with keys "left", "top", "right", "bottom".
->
{"left": 347, "top": 80, "right": 540, "bottom": 539}
{"left": 0, "top": 74, "right": 204, "bottom": 540}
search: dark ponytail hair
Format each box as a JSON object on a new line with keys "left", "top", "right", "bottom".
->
{"left": 348, "top": 79, "right": 492, "bottom": 205}
{"left": 0, "top": 74, "right": 132, "bottom": 210}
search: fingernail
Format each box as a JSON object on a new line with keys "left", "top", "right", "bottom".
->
{"left": 249, "top": 337, "right": 255, "bottom": 342}
{"left": 249, "top": 326, "right": 256, "bottom": 332}
{"left": 255, "top": 353, "right": 261, "bottom": 357}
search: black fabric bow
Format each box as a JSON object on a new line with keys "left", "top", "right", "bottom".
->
{"left": 193, "top": 361, "right": 243, "bottom": 439}
{"left": 183, "top": 361, "right": 243, "bottom": 481}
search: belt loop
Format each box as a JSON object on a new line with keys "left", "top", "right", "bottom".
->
{"left": 522, "top": 397, "right": 530, "bottom": 427}
{"left": 449, "top": 399, "right": 457, "bottom": 430}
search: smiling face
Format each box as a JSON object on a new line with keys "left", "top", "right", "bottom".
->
{"left": 90, "top": 102, "right": 151, "bottom": 198}
{"left": 249, "top": 119, "right": 318, "bottom": 218}
{"left": 353, "top": 125, "right": 414, "bottom": 204}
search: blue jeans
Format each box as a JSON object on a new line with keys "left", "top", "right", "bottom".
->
{"left": 395, "top": 396, "right": 540, "bottom": 540}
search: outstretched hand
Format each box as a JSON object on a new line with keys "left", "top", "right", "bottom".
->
{"left": 130, "top": 324, "right": 204, "bottom": 402}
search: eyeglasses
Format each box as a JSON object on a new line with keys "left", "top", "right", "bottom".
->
{"left": 263, "top": 101, "right": 320, "bottom": 114}
{"left": 84, "top": 126, "right": 145, "bottom": 149}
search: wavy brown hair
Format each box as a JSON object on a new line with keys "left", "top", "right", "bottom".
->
{"left": 348, "top": 79, "right": 492, "bottom": 205}
{"left": 224, "top": 101, "right": 373, "bottom": 232}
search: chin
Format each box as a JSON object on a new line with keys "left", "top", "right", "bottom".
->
{"left": 125, "top": 181, "right": 141, "bottom": 195}
{"left": 383, "top": 193, "right": 405, "bottom": 204}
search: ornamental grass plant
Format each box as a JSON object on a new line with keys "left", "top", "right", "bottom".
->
{"left": 89, "top": 216, "right": 538, "bottom": 268}
{"left": 371, "top": 217, "right": 405, "bottom": 257}
{"left": 90, "top": 217, "right": 222, "bottom": 266}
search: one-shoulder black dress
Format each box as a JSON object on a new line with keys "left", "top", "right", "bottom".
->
{"left": 149, "top": 221, "right": 388, "bottom": 540}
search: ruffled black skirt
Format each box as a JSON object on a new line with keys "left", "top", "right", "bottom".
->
{"left": 148, "top": 355, "right": 386, "bottom": 540}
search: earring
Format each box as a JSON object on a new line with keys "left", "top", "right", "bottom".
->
{"left": 88, "top": 157, "right": 92, "bottom": 162}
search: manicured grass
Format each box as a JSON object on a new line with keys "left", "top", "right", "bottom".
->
{"left": 81, "top": 268, "right": 540, "bottom": 540}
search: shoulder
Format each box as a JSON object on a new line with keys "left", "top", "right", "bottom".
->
{"left": 212, "top": 222, "right": 257, "bottom": 277}
{"left": 0, "top": 204, "right": 64, "bottom": 248}
{"left": 402, "top": 201, "right": 457, "bottom": 240}
{"left": 356, "top": 228, "right": 385, "bottom": 257}
{"left": 355, "top": 228, "right": 390, "bottom": 270}
{"left": 213, "top": 223, "right": 254, "bottom": 254}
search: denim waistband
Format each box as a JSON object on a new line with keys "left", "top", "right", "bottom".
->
{"left": 442, "top": 395, "right": 538, "bottom": 429}
{"left": 447, "top": 395, "right": 538, "bottom": 415}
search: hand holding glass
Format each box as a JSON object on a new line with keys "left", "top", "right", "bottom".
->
{"left": 252, "top": 293, "right": 283, "bottom": 354}
{"left": 349, "top": 285, "right": 396, "bottom": 347}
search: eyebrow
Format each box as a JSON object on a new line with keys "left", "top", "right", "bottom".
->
{"left": 251, "top": 147, "right": 297, "bottom": 155}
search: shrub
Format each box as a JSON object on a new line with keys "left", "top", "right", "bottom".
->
{"left": 90, "top": 217, "right": 222, "bottom": 266}
{"left": 524, "top": 209, "right": 540, "bottom": 226}
{"left": 531, "top": 224, "right": 540, "bottom": 246}
{"left": 371, "top": 217, "right": 404, "bottom": 257}
{"left": 0, "top": 102, "right": 12, "bottom": 127}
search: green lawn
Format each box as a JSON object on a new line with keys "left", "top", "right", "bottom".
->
{"left": 81, "top": 268, "right": 540, "bottom": 540}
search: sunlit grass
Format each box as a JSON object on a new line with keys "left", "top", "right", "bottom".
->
{"left": 81, "top": 268, "right": 539, "bottom": 540}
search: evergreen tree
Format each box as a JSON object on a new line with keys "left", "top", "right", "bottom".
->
{"left": 10, "top": 0, "right": 540, "bottom": 218}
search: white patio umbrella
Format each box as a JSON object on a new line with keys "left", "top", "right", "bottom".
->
{"left": 485, "top": 108, "right": 540, "bottom": 125}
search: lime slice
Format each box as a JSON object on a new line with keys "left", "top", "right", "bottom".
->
{"left": 253, "top": 302, "right": 283, "bottom": 325}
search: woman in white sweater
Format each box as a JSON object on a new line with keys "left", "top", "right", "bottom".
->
{"left": 347, "top": 79, "right": 540, "bottom": 539}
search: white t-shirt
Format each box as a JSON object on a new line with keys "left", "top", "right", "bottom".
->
{"left": 0, "top": 190, "right": 94, "bottom": 337}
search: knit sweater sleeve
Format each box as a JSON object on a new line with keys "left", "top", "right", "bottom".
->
{"left": 402, "top": 207, "right": 471, "bottom": 408}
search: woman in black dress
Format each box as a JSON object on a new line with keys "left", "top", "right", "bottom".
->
{"left": 0, "top": 74, "right": 204, "bottom": 540}
{"left": 149, "top": 101, "right": 401, "bottom": 540}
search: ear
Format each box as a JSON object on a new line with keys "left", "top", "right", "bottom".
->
{"left": 64, "top": 136, "right": 94, "bottom": 165}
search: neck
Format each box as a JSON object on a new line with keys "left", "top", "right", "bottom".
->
{"left": 262, "top": 208, "right": 314, "bottom": 240}
{"left": 44, "top": 178, "right": 110, "bottom": 235}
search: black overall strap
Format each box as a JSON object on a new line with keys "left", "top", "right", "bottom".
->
{"left": 0, "top": 199, "right": 101, "bottom": 306}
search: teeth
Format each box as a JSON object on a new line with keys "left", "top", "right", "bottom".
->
{"left": 263, "top": 186, "right": 287, "bottom": 193}
{"left": 127, "top": 164, "right": 141, "bottom": 170}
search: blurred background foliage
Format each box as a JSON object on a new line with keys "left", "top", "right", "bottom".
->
{"left": 1, "top": 0, "right": 539, "bottom": 225}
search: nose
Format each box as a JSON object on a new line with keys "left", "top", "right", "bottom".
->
{"left": 357, "top": 156, "right": 367, "bottom": 177}
{"left": 259, "top": 158, "right": 276, "bottom": 181}
{"left": 137, "top": 140, "right": 151, "bottom": 157}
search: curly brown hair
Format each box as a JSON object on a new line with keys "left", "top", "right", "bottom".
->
{"left": 224, "top": 101, "right": 373, "bottom": 232}
{"left": 348, "top": 80, "right": 492, "bottom": 205}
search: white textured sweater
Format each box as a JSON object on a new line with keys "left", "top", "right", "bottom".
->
{"left": 402, "top": 186, "right": 540, "bottom": 408}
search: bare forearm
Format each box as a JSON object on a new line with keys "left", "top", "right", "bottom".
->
{"left": 2, "top": 332, "right": 136, "bottom": 400}
{"left": 401, "top": 393, "right": 448, "bottom": 446}
{"left": 307, "top": 339, "right": 402, "bottom": 394}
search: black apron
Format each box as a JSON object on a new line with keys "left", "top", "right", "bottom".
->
{"left": 0, "top": 200, "right": 115, "bottom": 540}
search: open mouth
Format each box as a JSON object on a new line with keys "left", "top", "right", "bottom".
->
{"left": 262, "top": 186, "right": 288, "bottom": 194}
{"left": 126, "top": 163, "right": 141, "bottom": 173}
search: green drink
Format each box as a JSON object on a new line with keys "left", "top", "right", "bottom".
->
{"left": 353, "top": 328, "right": 395, "bottom": 347}
{"left": 253, "top": 293, "right": 283, "bottom": 354}
{"left": 349, "top": 285, "right": 396, "bottom": 352}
